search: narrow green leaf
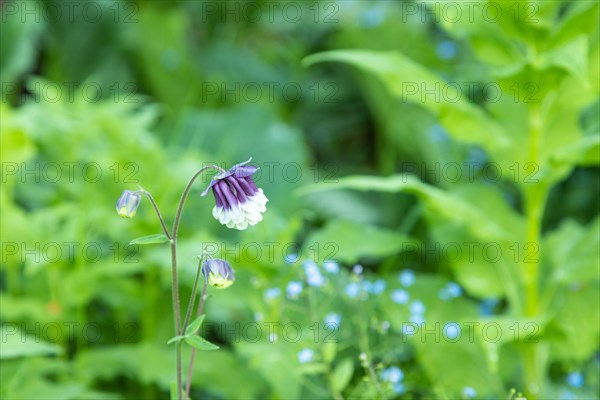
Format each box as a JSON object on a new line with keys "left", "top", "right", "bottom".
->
{"left": 167, "top": 335, "right": 186, "bottom": 345}
{"left": 184, "top": 335, "right": 219, "bottom": 351}
{"left": 129, "top": 234, "right": 170, "bottom": 245}
{"left": 185, "top": 315, "right": 206, "bottom": 336}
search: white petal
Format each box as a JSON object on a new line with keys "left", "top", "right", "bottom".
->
{"left": 212, "top": 206, "right": 223, "bottom": 219}
{"left": 229, "top": 203, "right": 242, "bottom": 221}
{"left": 241, "top": 199, "right": 259, "bottom": 213}
{"left": 235, "top": 220, "right": 248, "bottom": 230}
{"left": 219, "top": 209, "right": 231, "bottom": 224}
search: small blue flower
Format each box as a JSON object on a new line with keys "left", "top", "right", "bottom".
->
{"left": 391, "top": 289, "right": 410, "bottom": 304}
{"left": 428, "top": 124, "right": 449, "bottom": 143}
{"left": 360, "top": 6, "right": 385, "bottom": 28}
{"left": 345, "top": 282, "right": 361, "bottom": 298}
{"left": 409, "top": 314, "right": 425, "bottom": 325}
{"left": 264, "top": 287, "right": 281, "bottom": 300}
{"left": 286, "top": 281, "right": 303, "bottom": 299}
{"left": 393, "top": 383, "right": 405, "bottom": 394}
{"left": 380, "top": 366, "right": 404, "bottom": 383}
{"left": 323, "top": 260, "right": 339, "bottom": 274}
{"left": 370, "top": 279, "right": 386, "bottom": 294}
{"left": 409, "top": 300, "right": 425, "bottom": 315}
{"left": 560, "top": 389, "right": 577, "bottom": 400}
{"left": 436, "top": 40, "right": 457, "bottom": 60}
{"left": 439, "top": 282, "right": 463, "bottom": 300}
{"left": 399, "top": 269, "right": 416, "bottom": 287}
{"left": 566, "top": 371, "right": 584, "bottom": 388}
{"left": 303, "top": 260, "right": 325, "bottom": 287}
{"left": 444, "top": 322, "right": 461, "bottom": 340}
{"left": 297, "top": 348, "right": 314, "bottom": 363}
{"left": 462, "top": 387, "right": 476, "bottom": 398}
{"left": 479, "top": 298, "right": 499, "bottom": 316}
{"left": 352, "top": 264, "right": 363, "bottom": 275}
{"left": 324, "top": 313, "right": 341, "bottom": 328}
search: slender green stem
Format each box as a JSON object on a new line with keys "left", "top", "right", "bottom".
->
{"left": 356, "top": 313, "right": 385, "bottom": 399}
{"left": 140, "top": 190, "right": 172, "bottom": 240}
{"left": 170, "top": 165, "right": 223, "bottom": 400}
{"left": 182, "top": 257, "right": 204, "bottom": 333}
{"left": 185, "top": 279, "right": 208, "bottom": 398}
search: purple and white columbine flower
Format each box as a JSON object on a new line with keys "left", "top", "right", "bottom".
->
{"left": 201, "top": 158, "right": 268, "bottom": 230}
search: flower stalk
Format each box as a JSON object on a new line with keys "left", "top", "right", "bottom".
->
{"left": 117, "top": 159, "right": 266, "bottom": 400}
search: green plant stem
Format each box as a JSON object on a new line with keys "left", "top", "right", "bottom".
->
{"left": 141, "top": 190, "right": 172, "bottom": 240}
{"left": 185, "top": 279, "right": 208, "bottom": 398}
{"left": 522, "top": 100, "right": 549, "bottom": 399}
{"left": 182, "top": 257, "right": 204, "bottom": 333}
{"left": 170, "top": 165, "right": 222, "bottom": 400}
{"left": 144, "top": 165, "right": 223, "bottom": 400}
{"left": 356, "top": 315, "right": 385, "bottom": 399}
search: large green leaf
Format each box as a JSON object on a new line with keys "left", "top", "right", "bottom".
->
{"left": 299, "top": 175, "right": 517, "bottom": 242}
{"left": 303, "top": 50, "right": 512, "bottom": 154}
{"left": 303, "top": 219, "right": 417, "bottom": 264}
{"left": 0, "top": 325, "right": 62, "bottom": 360}
{"left": 544, "top": 217, "right": 600, "bottom": 285}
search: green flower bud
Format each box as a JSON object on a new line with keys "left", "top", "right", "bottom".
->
{"left": 116, "top": 190, "right": 141, "bottom": 218}
{"left": 202, "top": 259, "right": 235, "bottom": 289}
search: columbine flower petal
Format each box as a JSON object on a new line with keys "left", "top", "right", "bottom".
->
{"left": 202, "top": 159, "right": 268, "bottom": 230}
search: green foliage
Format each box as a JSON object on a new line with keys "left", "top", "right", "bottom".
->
{"left": 1, "top": 1, "right": 598, "bottom": 399}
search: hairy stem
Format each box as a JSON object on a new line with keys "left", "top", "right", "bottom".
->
{"left": 185, "top": 280, "right": 208, "bottom": 398}
{"left": 182, "top": 257, "right": 204, "bottom": 333}
{"left": 141, "top": 190, "right": 172, "bottom": 240}
{"left": 169, "top": 165, "right": 222, "bottom": 400}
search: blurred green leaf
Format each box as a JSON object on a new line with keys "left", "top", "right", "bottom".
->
{"left": 304, "top": 219, "right": 416, "bottom": 264}
{"left": 0, "top": 325, "right": 62, "bottom": 360}
{"left": 329, "top": 358, "right": 354, "bottom": 394}
{"left": 300, "top": 175, "right": 517, "bottom": 242}
{"left": 541, "top": 35, "right": 589, "bottom": 83}
{"left": 545, "top": 217, "right": 600, "bottom": 285}
{"left": 304, "top": 50, "right": 512, "bottom": 153}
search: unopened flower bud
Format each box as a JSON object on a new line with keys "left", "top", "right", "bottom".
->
{"left": 116, "top": 190, "right": 141, "bottom": 218}
{"left": 202, "top": 259, "right": 235, "bottom": 289}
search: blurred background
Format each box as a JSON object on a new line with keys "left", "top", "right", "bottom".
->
{"left": 1, "top": 0, "right": 599, "bottom": 399}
